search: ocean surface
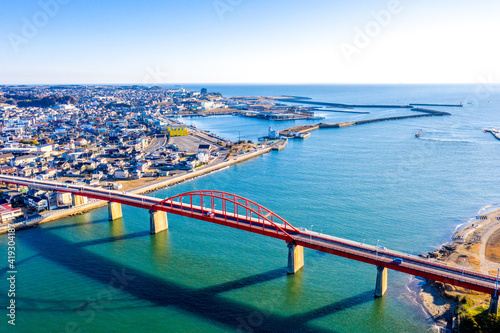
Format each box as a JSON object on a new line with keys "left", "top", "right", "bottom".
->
{"left": 2, "top": 84, "right": 500, "bottom": 332}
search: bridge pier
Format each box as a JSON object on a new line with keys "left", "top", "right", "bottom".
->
{"left": 72, "top": 194, "right": 88, "bottom": 207}
{"left": 149, "top": 210, "right": 168, "bottom": 234}
{"left": 108, "top": 202, "right": 123, "bottom": 221}
{"left": 287, "top": 242, "right": 304, "bottom": 274}
{"left": 375, "top": 266, "right": 388, "bottom": 297}
{"left": 489, "top": 295, "right": 498, "bottom": 315}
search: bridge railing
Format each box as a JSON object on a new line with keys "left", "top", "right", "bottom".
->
{"left": 2, "top": 175, "right": 497, "bottom": 287}
{"left": 303, "top": 236, "right": 497, "bottom": 292}
{"left": 298, "top": 230, "right": 498, "bottom": 282}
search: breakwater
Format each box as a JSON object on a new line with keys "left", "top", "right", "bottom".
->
{"left": 319, "top": 112, "right": 448, "bottom": 128}
{"left": 321, "top": 109, "right": 370, "bottom": 114}
{"left": 280, "top": 105, "right": 451, "bottom": 134}
{"left": 276, "top": 99, "right": 408, "bottom": 109}
{"left": 409, "top": 103, "right": 463, "bottom": 108}
{"left": 277, "top": 98, "right": 463, "bottom": 109}
{"left": 280, "top": 95, "right": 312, "bottom": 100}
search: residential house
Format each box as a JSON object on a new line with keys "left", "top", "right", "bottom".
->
{"left": 45, "top": 168, "right": 57, "bottom": 178}
{"left": 25, "top": 195, "right": 48, "bottom": 212}
{"left": 0, "top": 166, "right": 16, "bottom": 175}
{"left": 14, "top": 154, "right": 38, "bottom": 166}
{"left": 20, "top": 168, "right": 34, "bottom": 177}
{"left": 1, "top": 191, "right": 24, "bottom": 207}
{"left": 114, "top": 169, "right": 129, "bottom": 179}
{"left": 66, "top": 169, "right": 81, "bottom": 176}
{"left": 196, "top": 152, "right": 210, "bottom": 163}
{"left": 92, "top": 171, "right": 103, "bottom": 180}
{"left": 132, "top": 169, "right": 142, "bottom": 179}
{"left": 0, "top": 153, "right": 14, "bottom": 164}
{"left": 0, "top": 203, "right": 23, "bottom": 224}
{"left": 136, "top": 161, "right": 150, "bottom": 172}
{"left": 56, "top": 193, "right": 73, "bottom": 207}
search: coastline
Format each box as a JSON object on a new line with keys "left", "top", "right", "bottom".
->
{"left": 0, "top": 140, "right": 286, "bottom": 234}
{"left": 417, "top": 207, "right": 500, "bottom": 330}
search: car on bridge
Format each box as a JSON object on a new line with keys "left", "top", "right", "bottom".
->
{"left": 393, "top": 258, "right": 403, "bottom": 264}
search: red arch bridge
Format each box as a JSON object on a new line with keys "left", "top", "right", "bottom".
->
{"left": 1, "top": 175, "right": 498, "bottom": 313}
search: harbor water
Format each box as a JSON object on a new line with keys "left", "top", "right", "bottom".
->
{"left": 2, "top": 84, "right": 500, "bottom": 332}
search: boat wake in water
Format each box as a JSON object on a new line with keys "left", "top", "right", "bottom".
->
{"left": 418, "top": 138, "right": 471, "bottom": 143}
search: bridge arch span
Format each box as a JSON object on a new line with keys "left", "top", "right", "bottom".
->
{"left": 153, "top": 190, "right": 301, "bottom": 243}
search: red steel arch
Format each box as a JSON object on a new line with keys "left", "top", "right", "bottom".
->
{"left": 153, "top": 190, "right": 301, "bottom": 243}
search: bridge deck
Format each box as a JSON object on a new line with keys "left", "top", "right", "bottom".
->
{"left": 1, "top": 175, "right": 497, "bottom": 295}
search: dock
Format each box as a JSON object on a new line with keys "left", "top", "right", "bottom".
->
{"left": 271, "top": 139, "right": 288, "bottom": 151}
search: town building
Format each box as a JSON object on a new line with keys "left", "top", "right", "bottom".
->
{"left": 0, "top": 203, "right": 23, "bottom": 224}
{"left": 166, "top": 125, "right": 188, "bottom": 137}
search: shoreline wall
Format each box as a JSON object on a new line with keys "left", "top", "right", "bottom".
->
{"left": 0, "top": 141, "right": 284, "bottom": 234}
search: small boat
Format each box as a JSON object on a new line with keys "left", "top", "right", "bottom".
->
{"left": 294, "top": 132, "right": 310, "bottom": 139}
{"left": 415, "top": 130, "right": 422, "bottom": 138}
{"left": 483, "top": 128, "right": 500, "bottom": 141}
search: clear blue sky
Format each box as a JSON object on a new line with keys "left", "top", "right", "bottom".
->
{"left": 1, "top": 0, "right": 499, "bottom": 84}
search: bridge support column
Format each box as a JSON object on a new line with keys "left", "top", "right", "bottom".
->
{"left": 489, "top": 295, "right": 498, "bottom": 315}
{"left": 149, "top": 210, "right": 168, "bottom": 234}
{"left": 108, "top": 202, "right": 123, "bottom": 221}
{"left": 287, "top": 242, "right": 304, "bottom": 274}
{"left": 72, "top": 194, "right": 88, "bottom": 207}
{"left": 375, "top": 266, "right": 388, "bottom": 297}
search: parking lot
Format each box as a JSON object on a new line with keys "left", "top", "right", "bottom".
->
{"left": 170, "top": 134, "right": 219, "bottom": 153}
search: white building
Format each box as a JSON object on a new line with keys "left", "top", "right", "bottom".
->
{"left": 37, "top": 144, "right": 53, "bottom": 153}
{"left": 196, "top": 152, "right": 210, "bottom": 163}
{"left": 57, "top": 193, "right": 73, "bottom": 207}
{"left": 268, "top": 126, "right": 280, "bottom": 139}
{"left": 14, "top": 154, "right": 38, "bottom": 166}
{"left": 114, "top": 169, "right": 130, "bottom": 179}
{"left": 0, "top": 204, "right": 23, "bottom": 224}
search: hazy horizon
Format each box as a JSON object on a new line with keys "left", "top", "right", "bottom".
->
{"left": 1, "top": 0, "right": 499, "bottom": 85}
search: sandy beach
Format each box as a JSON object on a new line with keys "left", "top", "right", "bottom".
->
{"left": 418, "top": 207, "right": 500, "bottom": 330}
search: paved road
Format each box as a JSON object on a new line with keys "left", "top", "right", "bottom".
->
{"left": 144, "top": 136, "right": 168, "bottom": 154}
{"left": 1, "top": 175, "right": 498, "bottom": 295}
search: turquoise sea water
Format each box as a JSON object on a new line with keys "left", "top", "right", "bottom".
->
{"left": 2, "top": 84, "right": 500, "bottom": 332}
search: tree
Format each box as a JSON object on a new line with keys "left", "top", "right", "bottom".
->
{"left": 460, "top": 314, "right": 481, "bottom": 333}
{"left": 475, "top": 312, "right": 500, "bottom": 333}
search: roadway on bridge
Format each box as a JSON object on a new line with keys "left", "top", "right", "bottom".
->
{"left": 1, "top": 175, "right": 498, "bottom": 295}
